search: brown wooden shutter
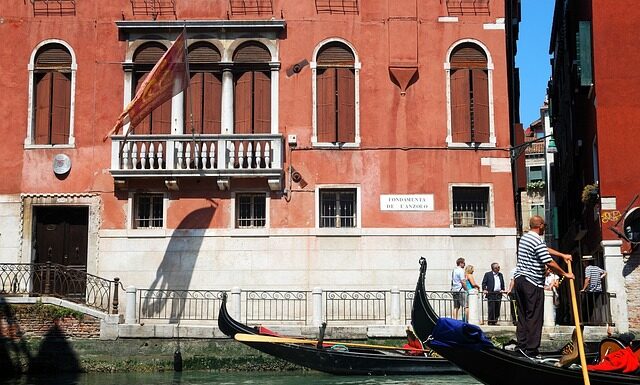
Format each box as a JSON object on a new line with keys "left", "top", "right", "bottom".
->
{"left": 186, "top": 72, "right": 204, "bottom": 134}
{"left": 233, "top": 42, "right": 271, "bottom": 63}
{"left": 317, "top": 68, "right": 337, "bottom": 143}
{"left": 133, "top": 44, "right": 166, "bottom": 65}
{"left": 253, "top": 71, "right": 271, "bottom": 134}
{"left": 337, "top": 68, "right": 355, "bottom": 143}
{"left": 317, "top": 43, "right": 355, "bottom": 66}
{"left": 203, "top": 72, "right": 222, "bottom": 134}
{"left": 154, "top": 98, "right": 172, "bottom": 134}
{"left": 450, "top": 45, "right": 487, "bottom": 69}
{"left": 51, "top": 72, "right": 71, "bottom": 144}
{"left": 35, "top": 73, "right": 52, "bottom": 144}
{"left": 234, "top": 71, "right": 252, "bottom": 134}
{"left": 472, "top": 69, "right": 489, "bottom": 143}
{"left": 451, "top": 69, "right": 472, "bottom": 143}
{"left": 133, "top": 73, "right": 151, "bottom": 134}
{"left": 187, "top": 43, "right": 221, "bottom": 64}
{"left": 35, "top": 45, "right": 72, "bottom": 69}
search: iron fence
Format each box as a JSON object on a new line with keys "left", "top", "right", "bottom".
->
{"left": 579, "top": 291, "right": 613, "bottom": 326}
{"left": 138, "top": 289, "right": 225, "bottom": 322}
{"left": 404, "top": 290, "right": 457, "bottom": 322}
{"left": 480, "top": 293, "right": 515, "bottom": 325}
{"left": 0, "top": 263, "right": 119, "bottom": 314}
{"left": 325, "top": 290, "right": 387, "bottom": 323}
{"left": 245, "top": 290, "right": 308, "bottom": 323}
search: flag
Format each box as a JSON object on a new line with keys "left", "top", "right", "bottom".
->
{"left": 104, "top": 30, "right": 189, "bottom": 141}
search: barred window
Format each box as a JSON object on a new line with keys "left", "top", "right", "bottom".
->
{"left": 452, "top": 187, "right": 489, "bottom": 227}
{"left": 134, "top": 194, "right": 164, "bottom": 229}
{"left": 236, "top": 193, "right": 266, "bottom": 228}
{"left": 320, "top": 189, "right": 356, "bottom": 228}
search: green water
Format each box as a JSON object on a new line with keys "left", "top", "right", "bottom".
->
{"left": 2, "top": 372, "right": 481, "bottom": 385}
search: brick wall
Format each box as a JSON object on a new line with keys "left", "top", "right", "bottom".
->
{"left": 0, "top": 304, "right": 100, "bottom": 340}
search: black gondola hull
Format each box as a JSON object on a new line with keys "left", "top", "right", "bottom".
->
{"left": 218, "top": 293, "right": 462, "bottom": 375}
{"left": 411, "top": 257, "right": 640, "bottom": 385}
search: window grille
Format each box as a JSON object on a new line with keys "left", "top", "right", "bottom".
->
{"left": 134, "top": 194, "right": 164, "bottom": 229}
{"left": 320, "top": 189, "right": 356, "bottom": 228}
{"left": 236, "top": 194, "right": 266, "bottom": 228}
{"left": 445, "top": 0, "right": 490, "bottom": 16}
{"left": 130, "top": 0, "right": 176, "bottom": 19}
{"left": 32, "top": 0, "right": 76, "bottom": 16}
{"left": 315, "top": 0, "right": 359, "bottom": 15}
{"left": 452, "top": 187, "right": 489, "bottom": 227}
{"left": 229, "top": 0, "right": 273, "bottom": 16}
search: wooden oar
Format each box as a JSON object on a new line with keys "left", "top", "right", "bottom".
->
{"left": 566, "top": 261, "right": 591, "bottom": 385}
{"left": 234, "top": 333, "right": 430, "bottom": 353}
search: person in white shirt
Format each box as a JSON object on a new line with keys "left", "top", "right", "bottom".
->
{"left": 450, "top": 257, "right": 467, "bottom": 320}
{"left": 482, "top": 263, "right": 505, "bottom": 325}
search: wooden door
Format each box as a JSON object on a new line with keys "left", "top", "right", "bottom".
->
{"left": 34, "top": 206, "right": 88, "bottom": 298}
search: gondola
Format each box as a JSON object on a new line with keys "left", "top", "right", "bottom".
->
{"left": 217, "top": 292, "right": 461, "bottom": 375}
{"left": 411, "top": 257, "right": 640, "bottom": 385}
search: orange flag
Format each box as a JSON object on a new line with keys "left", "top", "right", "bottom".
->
{"left": 104, "top": 30, "right": 189, "bottom": 141}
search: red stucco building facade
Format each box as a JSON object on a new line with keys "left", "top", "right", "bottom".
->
{"left": 0, "top": 0, "right": 520, "bottom": 311}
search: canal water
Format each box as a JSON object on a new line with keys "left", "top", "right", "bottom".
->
{"left": 1, "top": 372, "right": 481, "bottom": 385}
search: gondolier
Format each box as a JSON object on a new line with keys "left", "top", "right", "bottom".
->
{"left": 514, "top": 215, "right": 574, "bottom": 356}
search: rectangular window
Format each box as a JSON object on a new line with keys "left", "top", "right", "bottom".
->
{"left": 236, "top": 193, "right": 266, "bottom": 228}
{"left": 452, "top": 187, "right": 489, "bottom": 227}
{"left": 319, "top": 189, "right": 356, "bottom": 228}
{"left": 530, "top": 204, "right": 545, "bottom": 219}
{"left": 527, "top": 166, "right": 544, "bottom": 182}
{"left": 134, "top": 194, "right": 164, "bottom": 229}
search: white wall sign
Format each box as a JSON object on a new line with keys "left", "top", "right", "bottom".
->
{"left": 380, "top": 194, "right": 434, "bottom": 211}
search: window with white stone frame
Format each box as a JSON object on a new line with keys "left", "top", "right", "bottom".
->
{"left": 235, "top": 193, "right": 267, "bottom": 228}
{"left": 318, "top": 187, "right": 359, "bottom": 228}
{"left": 452, "top": 186, "right": 491, "bottom": 227}
{"left": 133, "top": 193, "right": 165, "bottom": 229}
{"left": 26, "top": 40, "right": 77, "bottom": 147}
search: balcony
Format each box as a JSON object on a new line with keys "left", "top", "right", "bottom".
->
{"left": 110, "top": 134, "right": 283, "bottom": 190}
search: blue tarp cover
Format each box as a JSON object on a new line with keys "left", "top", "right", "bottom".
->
{"left": 429, "top": 317, "right": 494, "bottom": 351}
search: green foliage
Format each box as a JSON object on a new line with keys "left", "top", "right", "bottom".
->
{"left": 581, "top": 183, "right": 599, "bottom": 204}
{"left": 527, "top": 180, "right": 546, "bottom": 190}
{"left": 20, "top": 301, "right": 85, "bottom": 321}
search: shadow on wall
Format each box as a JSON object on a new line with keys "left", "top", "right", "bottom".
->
{"left": 622, "top": 250, "right": 640, "bottom": 278}
{"left": 0, "top": 298, "right": 80, "bottom": 380}
{"left": 27, "top": 323, "right": 80, "bottom": 382}
{"left": 142, "top": 204, "right": 216, "bottom": 323}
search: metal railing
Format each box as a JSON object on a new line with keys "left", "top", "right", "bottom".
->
{"left": 579, "top": 291, "right": 613, "bottom": 326}
{"left": 325, "top": 290, "right": 386, "bottom": 323}
{"left": 0, "top": 263, "right": 119, "bottom": 314}
{"left": 245, "top": 290, "right": 308, "bottom": 323}
{"left": 138, "top": 289, "right": 225, "bottom": 322}
{"left": 404, "top": 290, "right": 457, "bottom": 322}
{"left": 480, "top": 294, "right": 515, "bottom": 325}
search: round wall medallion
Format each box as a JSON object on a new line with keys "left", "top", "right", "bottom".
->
{"left": 53, "top": 154, "right": 72, "bottom": 175}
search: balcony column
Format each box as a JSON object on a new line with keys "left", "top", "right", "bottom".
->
{"left": 231, "top": 286, "right": 242, "bottom": 321}
{"left": 390, "top": 286, "right": 400, "bottom": 324}
{"left": 221, "top": 67, "right": 234, "bottom": 134}
{"left": 125, "top": 286, "right": 137, "bottom": 324}
{"left": 312, "top": 287, "right": 323, "bottom": 327}
{"left": 270, "top": 63, "right": 280, "bottom": 134}
{"left": 602, "top": 239, "right": 628, "bottom": 332}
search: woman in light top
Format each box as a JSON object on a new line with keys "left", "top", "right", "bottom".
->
{"left": 463, "top": 265, "right": 480, "bottom": 321}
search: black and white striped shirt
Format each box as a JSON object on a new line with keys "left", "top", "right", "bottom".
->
{"left": 585, "top": 265, "right": 605, "bottom": 292}
{"left": 514, "top": 231, "right": 552, "bottom": 288}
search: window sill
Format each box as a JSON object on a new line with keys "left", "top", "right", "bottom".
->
{"left": 446, "top": 142, "right": 496, "bottom": 149}
{"left": 24, "top": 144, "right": 76, "bottom": 150}
{"left": 312, "top": 142, "right": 360, "bottom": 149}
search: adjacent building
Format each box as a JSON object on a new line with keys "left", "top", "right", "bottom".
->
{"left": 0, "top": 0, "right": 520, "bottom": 317}
{"left": 548, "top": 0, "right": 640, "bottom": 330}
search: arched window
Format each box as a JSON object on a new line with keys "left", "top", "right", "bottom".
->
{"left": 232, "top": 41, "right": 271, "bottom": 134}
{"left": 449, "top": 43, "right": 489, "bottom": 144}
{"left": 32, "top": 43, "right": 73, "bottom": 145}
{"left": 185, "top": 43, "right": 222, "bottom": 134}
{"left": 315, "top": 41, "right": 356, "bottom": 144}
{"left": 132, "top": 43, "right": 171, "bottom": 135}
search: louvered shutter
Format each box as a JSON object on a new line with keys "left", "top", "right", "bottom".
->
{"left": 133, "top": 73, "right": 151, "bottom": 135}
{"left": 51, "top": 72, "right": 71, "bottom": 144}
{"left": 186, "top": 72, "right": 204, "bottom": 134}
{"left": 317, "top": 68, "right": 337, "bottom": 143}
{"left": 253, "top": 71, "right": 271, "bottom": 134}
{"left": 451, "top": 69, "right": 472, "bottom": 143}
{"left": 234, "top": 72, "right": 252, "bottom": 134}
{"left": 450, "top": 46, "right": 487, "bottom": 69}
{"left": 472, "top": 69, "right": 489, "bottom": 143}
{"left": 35, "top": 73, "right": 52, "bottom": 144}
{"left": 337, "top": 68, "right": 355, "bottom": 143}
{"left": 203, "top": 72, "right": 222, "bottom": 134}
{"left": 233, "top": 42, "right": 271, "bottom": 63}
{"left": 317, "top": 44, "right": 355, "bottom": 66}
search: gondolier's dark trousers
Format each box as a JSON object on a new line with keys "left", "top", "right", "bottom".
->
{"left": 514, "top": 276, "right": 544, "bottom": 355}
